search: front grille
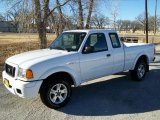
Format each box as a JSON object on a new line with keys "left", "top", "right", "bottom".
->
{"left": 5, "top": 64, "right": 16, "bottom": 77}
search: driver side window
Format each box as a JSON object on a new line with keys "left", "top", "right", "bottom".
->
{"left": 84, "top": 33, "right": 108, "bottom": 53}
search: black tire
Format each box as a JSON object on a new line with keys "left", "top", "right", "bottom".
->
{"left": 130, "top": 59, "right": 147, "bottom": 81}
{"left": 40, "top": 77, "right": 72, "bottom": 109}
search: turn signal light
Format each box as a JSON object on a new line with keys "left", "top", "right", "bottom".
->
{"left": 26, "top": 69, "right": 33, "bottom": 79}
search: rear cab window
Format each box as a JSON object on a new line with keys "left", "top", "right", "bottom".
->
{"left": 109, "top": 33, "right": 121, "bottom": 48}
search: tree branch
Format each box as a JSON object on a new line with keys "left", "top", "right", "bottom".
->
{"left": 46, "top": 0, "right": 71, "bottom": 19}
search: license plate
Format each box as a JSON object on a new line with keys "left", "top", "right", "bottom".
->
{"left": 4, "top": 79, "right": 10, "bottom": 87}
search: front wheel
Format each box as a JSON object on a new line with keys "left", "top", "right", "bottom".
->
{"left": 130, "top": 60, "right": 147, "bottom": 81}
{"left": 40, "top": 77, "right": 72, "bottom": 109}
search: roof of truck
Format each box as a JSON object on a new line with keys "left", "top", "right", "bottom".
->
{"left": 64, "top": 29, "right": 116, "bottom": 33}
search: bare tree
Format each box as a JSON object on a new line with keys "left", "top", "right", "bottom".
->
{"left": 0, "top": 14, "right": 5, "bottom": 21}
{"left": 131, "top": 20, "right": 141, "bottom": 33}
{"left": 104, "top": 0, "right": 120, "bottom": 30}
{"left": 63, "top": 15, "right": 77, "bottom": 29}
{"left": 69, "top": 0, "right": 100, "bottom": 29}
{"left": 136, "top": 13, "right": 146, "bottom": 34}
{"left": 56, "top": 0, "right": 64, "bottom": 34}
{"left": 2, "top": 0, "right": 70, "bottom": 48}
{"left": 1, "top": 0, "right": 35, "bottom": 33}
{"left": 47, "top": 0, "right": 73, "bottom": 36}
{"left": 111, "top": 9, "right": 118, "bottom": 30}
{"left": 85, "top": 0, "right": 94, "bottom": 29}
{"left": 33, "top": 0, "right": 71, "bottom": 49}
{"left": 135, "top": 14, "right": 160, "bottom": 33}
{"left": 91, "top": 14, "right": 109, "bottom": 29}
{"left": 121, "top": 20, "right": 131, "bottom": 32}
{"left": 116, "top": 19, "right": 122, "bottom": 31}
{"left": 33, "top": 0, "right": 48, "bottom": 49}
{"left": 117, "top": 19, "right": 142, "bottom": 33}
{"left": 77, "top": 0, "right": 84, "bottom": 29}
{"left": 6, "top": 8, "right": 21, "bottom": 32}
{"left": 6, "top": 8, "right": 35, "bottom": 33}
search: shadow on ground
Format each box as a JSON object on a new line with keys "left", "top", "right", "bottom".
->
{"left": 59, "top": 68, "right": 160, "bottom": 116}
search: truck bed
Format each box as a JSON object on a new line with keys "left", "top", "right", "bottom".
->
{"left": 123, "top": 42, "right": 155, "bottom": 71}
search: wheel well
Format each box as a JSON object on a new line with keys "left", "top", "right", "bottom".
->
{"left": 39, "top": 72, "right": 75, "bottom": 93}
{"left": 137, "top": 55, "right": 149, "bottom": 71}
{"left": 138, "top": 55, "right": 148, "bottom": 64}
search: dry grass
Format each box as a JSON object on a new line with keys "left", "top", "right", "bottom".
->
{"left": 0, "top": 33, "right": 55, "bottom": 44}
{"left": 0, "top": 33, "right": 56, "bottom": 78}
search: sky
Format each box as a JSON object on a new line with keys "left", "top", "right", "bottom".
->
{"left": 0, "top": 0, "right": 160, "bottom": 21}
{"left": 99, "top": 0, "right": 160, "bottom": 20}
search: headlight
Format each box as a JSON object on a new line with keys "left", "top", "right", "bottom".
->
{"left": 18, "top": 68, "right": 33, "bottom": 79}
{"left": 18, "top": 67, "right": 26, "bottom": 78}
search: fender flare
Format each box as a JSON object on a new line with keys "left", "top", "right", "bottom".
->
{"left": 38, "top": 66, "right": 81, "bottom": 87}
{"left": 131, "top": 52, "right": 149, "bottom": 70}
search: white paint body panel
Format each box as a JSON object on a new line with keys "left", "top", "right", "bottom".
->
{"left": 123, "top": 42, "right": 155, "bottom": 70}
{"left": 2, "top": 29, "right": 155, "bottom": 98}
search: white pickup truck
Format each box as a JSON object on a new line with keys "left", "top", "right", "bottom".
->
{"left": 2, "top": 30, "right": 155, "bottom": 109}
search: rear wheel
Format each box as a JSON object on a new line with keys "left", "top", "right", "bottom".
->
{"left": 40, "top": 77, "right": 72, "bottom": 109}
{"left": 130, "top": 60, "right": 147, "bottom": 81}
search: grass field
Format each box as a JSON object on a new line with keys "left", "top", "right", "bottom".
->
{"left": 0, "top": 33, "right": 55, "bottom": 44}
{"left": 0, "top": 32, "right": 160, "bottom": 79}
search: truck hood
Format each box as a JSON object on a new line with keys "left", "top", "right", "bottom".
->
{"left": 6, "top": 49, "right": 68, "bottom": 65}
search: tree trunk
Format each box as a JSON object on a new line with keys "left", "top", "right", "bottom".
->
{"left": 38, "top": 22, "right": 47, "bottom": 49}
{"left": 33, "top": 0, "right": 47, "bottom": 49}
{"left": 50, "top": 13, "right": 59, "bottom": 36}
{"left": 154, "top": 0, "right": 157, "bottom": 35}
{"left": 86, "top": 0, "right": 94, "bottom": 29}
{"left": 56, "top": 0, "right": 64, "bottom": 34}
{"left": 77, "top": 0, "right": 84, "bottom": 29}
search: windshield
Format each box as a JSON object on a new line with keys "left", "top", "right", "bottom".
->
{"left": 50, "top": 32, "right": 86, "bottom": 52}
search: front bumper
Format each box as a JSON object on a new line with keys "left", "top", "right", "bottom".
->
{"left": 2, "top": 71, "right": 43, "bottom": 98}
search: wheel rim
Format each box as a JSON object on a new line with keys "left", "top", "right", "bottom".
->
{"left": 137, "top": 63, "right": 145, "bottom": 79}
{"left": 49, "top": 83, "right": 68, "bottom": 104}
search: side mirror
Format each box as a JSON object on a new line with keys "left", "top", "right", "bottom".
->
{"left": 83, "top": 46, "right": 94, "bottom": 54}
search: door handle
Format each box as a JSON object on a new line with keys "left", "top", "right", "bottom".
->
{"left": 106, "top": 54, "right": 111, "bottom": 57}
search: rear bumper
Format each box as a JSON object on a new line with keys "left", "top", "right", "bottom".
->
{"left": 2, "top": 71, "right": 43, "bottom": 98}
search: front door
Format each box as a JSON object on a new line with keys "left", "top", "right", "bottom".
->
{"left": 79, "top": 33, "right": 113, "bottom": 82}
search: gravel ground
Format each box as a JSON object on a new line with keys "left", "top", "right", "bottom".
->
{"left": 0, "top": 55, "right": 160, "bottom": 120}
